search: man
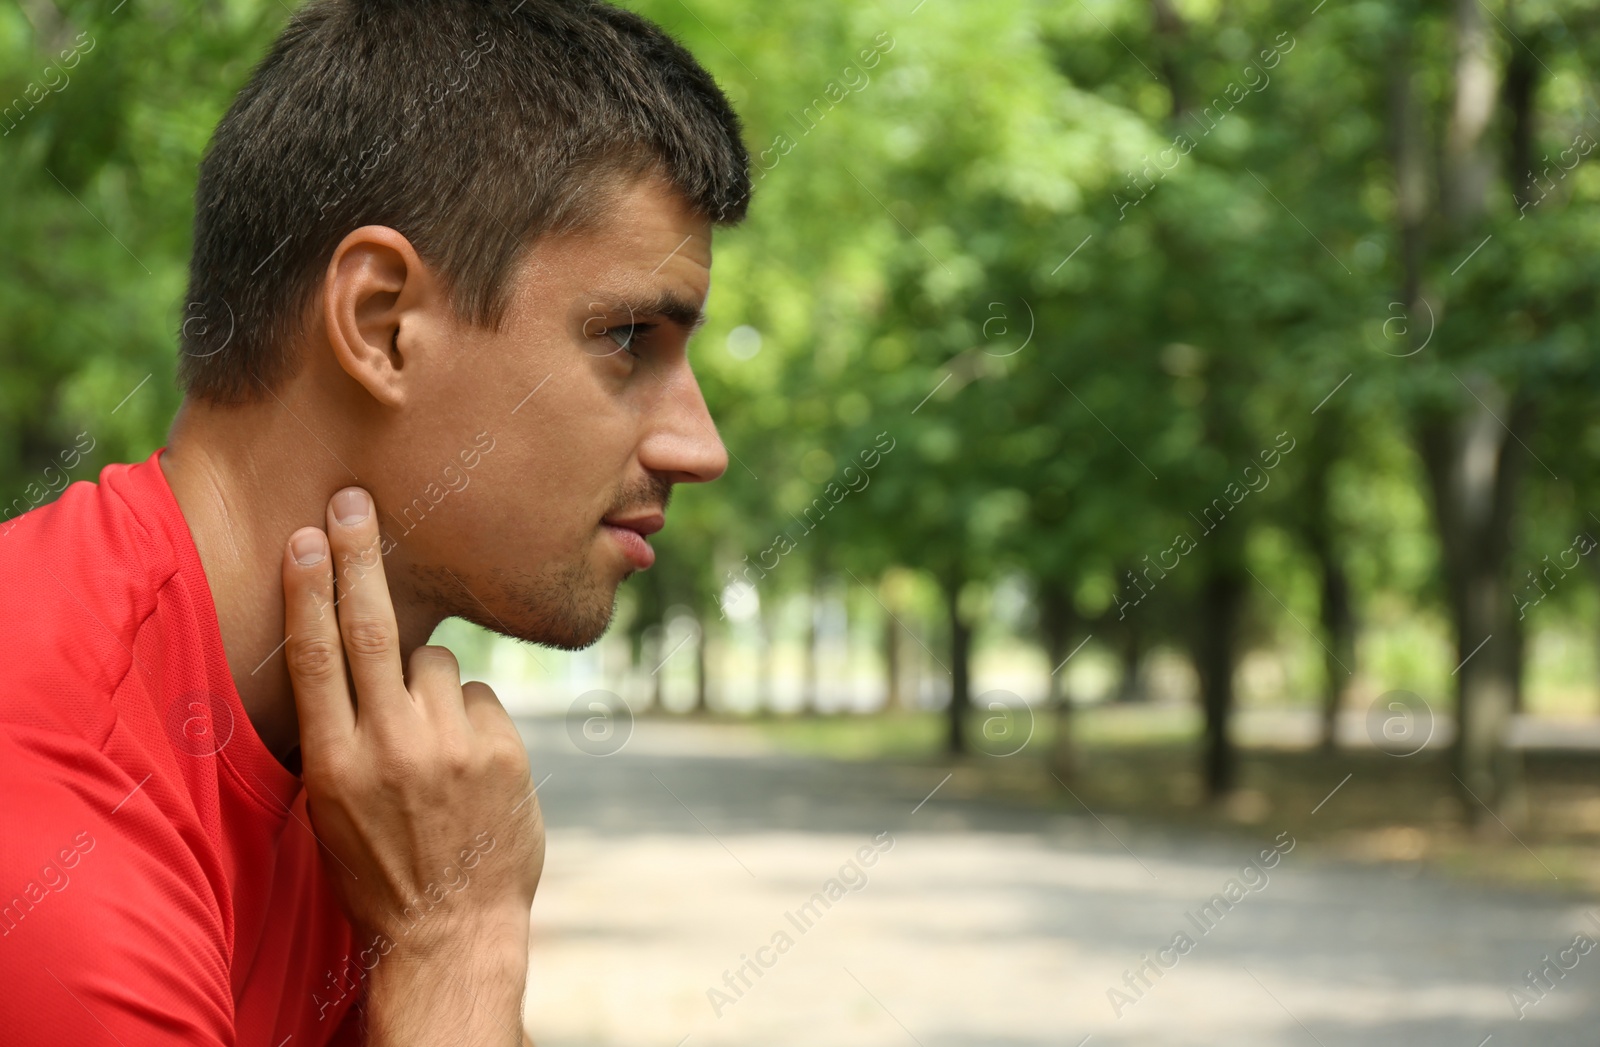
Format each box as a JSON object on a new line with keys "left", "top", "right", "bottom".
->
{"left": 0, "top": 0, "right": 748, "bottom": 1042}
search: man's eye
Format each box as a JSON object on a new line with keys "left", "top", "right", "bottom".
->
{"left": 606, "top": 324, "right": 650, "bottom": 358}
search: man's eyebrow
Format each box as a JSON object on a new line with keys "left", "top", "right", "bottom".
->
{"left": 596, "top": 290, "right": 707, "bottom": 334}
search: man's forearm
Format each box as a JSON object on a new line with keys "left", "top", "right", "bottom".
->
{"left": 365, "top": 916, "right": 530, "bottom": 1046}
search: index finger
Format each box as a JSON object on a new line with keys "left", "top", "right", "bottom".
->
{"left": 325, "top": 487, "right": 409, "bottom": 725}
{"left": 282, "top": 526, "right": 355, "bottom": 755}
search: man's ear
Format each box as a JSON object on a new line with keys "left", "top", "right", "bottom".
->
{"left": 322, "top": 225, "right": 441, "bottom": 409}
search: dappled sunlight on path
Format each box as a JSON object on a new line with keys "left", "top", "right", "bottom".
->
{"left": 518, "top": 718, "right": 1597, "bottom": 1047}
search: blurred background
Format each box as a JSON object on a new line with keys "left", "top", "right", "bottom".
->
{"left": 5, "top": 0, "right": 1600, "bottom": 1042}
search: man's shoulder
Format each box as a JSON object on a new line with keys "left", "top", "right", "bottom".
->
{"left": 0, "top": 454, "right": 178, "bottom": 741}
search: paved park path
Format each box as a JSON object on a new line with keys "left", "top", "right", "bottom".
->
{"left": 515, "top": 718, "right": 1597, "bottom": 1046}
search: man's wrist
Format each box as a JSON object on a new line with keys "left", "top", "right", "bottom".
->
{"left": 352, "top": 885, "right": 531, "bottom": 962}
{"left": 365, "top": 905, "right": 531, "bottom": 1046}
{"left": 387, "top": 902, "right": 531, "bottom": 965}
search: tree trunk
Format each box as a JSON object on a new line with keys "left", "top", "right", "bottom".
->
{"left": 1507, "top": 610, "right": 1525, "bottom": 715}
{"left": 1501, "top": 6, "right": 1537, "bottom": 724}
{"left": 1442, "top": 0, "right": 1498, "bottom": 228}
{"left": 1451, "top": 545, "right": 1522, "bottom": 814}
{"left": 651, "top": 625, "right": 666, "bottom": 711}
{"left": 756, "top": 602, "right": 775, "bottom": 715}
{"left": 1390, "top": 0, "right": 1530, "bottom": 817}
{"left": 1387, "top": 25, "right": 1427, "bottom": 317}
{"left": 802, "top": 569, "right": 822, "bottom": 715}
{"left": 1315, "top": 555, "right": 1355, "bottom": 751}
{"left": 693, "top": 612, "right": 710, "bottom": 714}
{"left": 630, "top": 569, "right": 665, "bottom": 710}
{"left": 944, "top": 572, "right": 972, "bottom": 755}
{"left": 1115, "top": 620, "right": 1144, "bottom": 703}
{"left": 1418, "top": 391, "right": 1527, "bottom": 812}
{"left": 1303, "top": 425, "right": 1356, "bottom": 752}
{"left": 1503, "top": 26, "right": 1537, "bottom": 213}
{"left": 1589, "top": 553, "right": 1600, "bottom": 696}
{"left": 1192, "top": 559, "right": 1245, "bottom": 798}
{"left": 1039, "top": 584, "right": 1079, "bottom": 777}
{"left": 882, "top": 579, "right": 906, "bottom": 711}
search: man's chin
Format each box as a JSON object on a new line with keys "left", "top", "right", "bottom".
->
{"left": 429, "top": 562, "right": 620, "bottom": 651}
{"left": 513, "top": 617, "right": 609, "bottom": 652}
{"left": 501, "top": 584, "right": 619, "bottom": 652}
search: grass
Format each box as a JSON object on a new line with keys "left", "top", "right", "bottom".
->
{"left": 742, "top": 705, "right": 1600, "bottom": 898}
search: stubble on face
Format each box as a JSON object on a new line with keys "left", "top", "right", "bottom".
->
{"left": 399, "top": 173, "right": 711, "bottom": 653}
{"left": 496, "top": 555, "right": 620, "bottom": 652}
{"left": 410, "top": 470, "right": 672, "bottom": 651}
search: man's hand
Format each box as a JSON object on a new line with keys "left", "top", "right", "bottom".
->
{"left": 282, "top": 486, "right": 544, "bottom": 1044}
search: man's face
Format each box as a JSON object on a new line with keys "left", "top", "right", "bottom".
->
{"left": 384, "top": 173, "right": 728, "bottom": 649}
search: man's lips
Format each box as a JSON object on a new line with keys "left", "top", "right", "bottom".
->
{"left": 602, "top": 511, "right": 663, "bottom": 569}
{"left": 602, "top": 512, "right": 665, "bottom": 536}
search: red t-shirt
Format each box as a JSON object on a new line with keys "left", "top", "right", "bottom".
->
{"left": 0, "top": 448, "right": 362, "bottom": 1044}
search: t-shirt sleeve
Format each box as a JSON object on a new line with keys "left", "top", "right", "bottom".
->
{"left": 0, "top": 727, "right": 236, "bottom": 1045}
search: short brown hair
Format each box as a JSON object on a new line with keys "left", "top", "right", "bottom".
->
{"left": 178, "top": 0, "right": 750, "bottom": 403}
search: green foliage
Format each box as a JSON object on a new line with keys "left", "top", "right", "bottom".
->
{"left": 4, "top": 0, "right": 1598, "bottom": 719}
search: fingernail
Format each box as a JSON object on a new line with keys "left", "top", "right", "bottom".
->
{"left": 333, "top": 488, "right": 371, "bottom": 526}
{"left": 291, "top": 530, "right": 326, "bottom": 565}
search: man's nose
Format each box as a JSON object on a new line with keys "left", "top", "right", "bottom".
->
{"left": 639, "top": 363, "right": 729, "bottom": 485}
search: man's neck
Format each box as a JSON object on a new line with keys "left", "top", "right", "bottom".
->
{"left": 160, "top": 396, "right": 440, "bottom": 766}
